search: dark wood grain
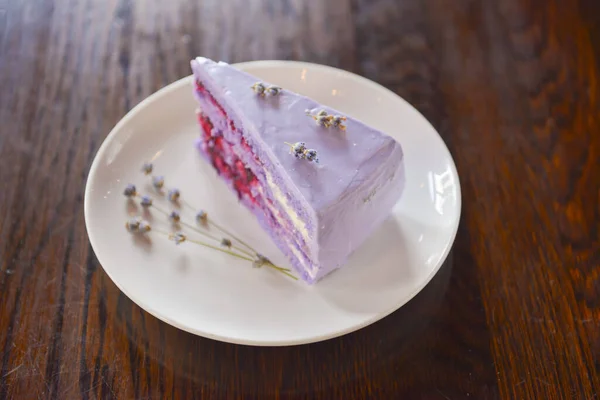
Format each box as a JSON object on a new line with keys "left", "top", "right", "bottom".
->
{"left": 0, "top": 0, "right": 598, "bottom": 398}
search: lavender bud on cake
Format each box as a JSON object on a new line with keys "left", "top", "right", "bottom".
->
{"left": 304, "top": 149, "right": 319, "bottom": 163}
{"left": 251, "top": 82, "right": 266, "bottom": 95}
{"left": 290, "top": 142, "right": 306, "bottom": 159}
{"left": 266, "top": 86, "right": 282, "bottom": 96}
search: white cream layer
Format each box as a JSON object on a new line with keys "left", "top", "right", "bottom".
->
{"left": 257, "top": 171, "right": 318, "bottom": 279}
{"left": 263, "top": 170, "right": 310, "bottom": 240}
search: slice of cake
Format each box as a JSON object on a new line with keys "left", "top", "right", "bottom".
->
{"left": 190, "top": 57, "right": 405, "bottom": 283}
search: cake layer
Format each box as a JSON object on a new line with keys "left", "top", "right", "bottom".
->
{"left": 193, "top": 87, "right": 316, "bottom": 281}
{"left": 194, "top": 82, "right": 315, "bottom": 251}
{"left": 191, "top": 57, "right": 405, "bottom": 282}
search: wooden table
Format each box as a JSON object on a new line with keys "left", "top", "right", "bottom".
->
{"left": 1, "top": 0, "right": 599, "bottom": 398}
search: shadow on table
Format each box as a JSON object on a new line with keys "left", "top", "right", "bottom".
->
{"left": 99, "top": 246, "right": 457, "bottom": 397}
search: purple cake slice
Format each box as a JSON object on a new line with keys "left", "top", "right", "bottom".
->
{"left": 190, "top": 57, "right": 405, "bottom": 283}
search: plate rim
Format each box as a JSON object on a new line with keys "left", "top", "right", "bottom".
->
{"left": 84, "top": 60, "right": 462, "bottom": 346}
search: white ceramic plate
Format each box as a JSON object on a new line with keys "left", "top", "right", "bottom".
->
{"left": 84, "top": 61, "right": 461, "bottom": 346}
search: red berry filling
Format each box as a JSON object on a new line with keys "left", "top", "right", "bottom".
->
{"left": 194, "top": 81, "right": 312, "bottom": 262}
{"left": 197, "top": 112, "right": 259, "bottom": 202}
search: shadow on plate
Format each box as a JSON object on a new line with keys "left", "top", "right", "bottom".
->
{"left": 316, "top": 217, "right": 413, "bottom": 314}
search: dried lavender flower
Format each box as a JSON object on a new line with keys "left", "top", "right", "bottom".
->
{"left": 167, "top": 188, "right": 180, "bottom": 202}
{"left": 169, "top": 232, "right": 187, "bottom": 245}
{"left": 140, "top": 195, "right": 153, "bottom": 208}
{"left": 196, "top": 209, "right": 208, "bottom": 223}
{"left": 331, "top": 115, "right": 347, "bottom": 129}
{"left": 306, "top": 109, "right": 346, "bottom": 130}
{"left": 291, "top": 142, "right": 306, "bottom": 159}
{"left": 125, "top": 217, "right": 141, "bottom": 232}
{"left": 252, "top": 254, "right": 268, "bottom": 268}
{"left": 124, "top": 184, "right": 137, "bottom": 197}
{"left": 315, "top": 114, "right": 330, "bottom": 127}
{"left": 285, "top": 142, "right": 318, "bottom": 163}
{"left": 142, "top": 163, "right": 153, "bottom": 175}
{"left": 305, "top": 149, "right": 319, "bottom": 163}
{"left": 152, "top": 175, "right": 165, "bottom": 190}
{"left": 169, "top": 210, "right": 181, "bottom": 223}
{"left": 138, "top": 220, "right": 152, "bottom": 233}
{"left": 251, "top": 82, "right": 266, "bottom": 95}
{"left": 266, "top": 86, "right": 282, "bottom": 96}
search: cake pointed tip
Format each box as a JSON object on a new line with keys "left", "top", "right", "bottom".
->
{"left": 193, "top": 56, "right": 215, "bottom": 66}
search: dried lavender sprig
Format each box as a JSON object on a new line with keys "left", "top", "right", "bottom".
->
{"left": 208, "top": 220, "right": 255, "bottom": 253}
{"left": 185, "top": 237, "right": 255, "bottom": 262}
{"left": 251, "top": 253, "right": 297, "bottom": 277}
{"left": 140, "top": 166, "right": 261, "bottom": 257}
{"left": 136, "top": 168, "right": 293, "bottom": 275}
{"left": 180, "top": 218, "right": 255, "bottom": 258}
{"left": 174, "top": 233, "right": 296, "bottom": 279}
{"left": 127, "top": 182, "right": 297, "bottom": 279}
{"left": 180, "top": 203, "right": 294, "bottom": 275}
{"left": 181, "top": 199, "right": 255, "bottom": 254}
{"left": 156, "top": 229, "right": 295, "bottom": 278}
{"left": 257, "top": 262, "right": 298, "bottom": 279}
{"left": 188, "top": 204, "right": 292, "bottom": 273}
{"left": 135, "top": 193, "right": 255, "bottom": 259}
{"left": 150, "top": 229, "right": 255, "bottom": 262}
{"left": 276, "top": 269, "right": 298, "bottom": 280}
